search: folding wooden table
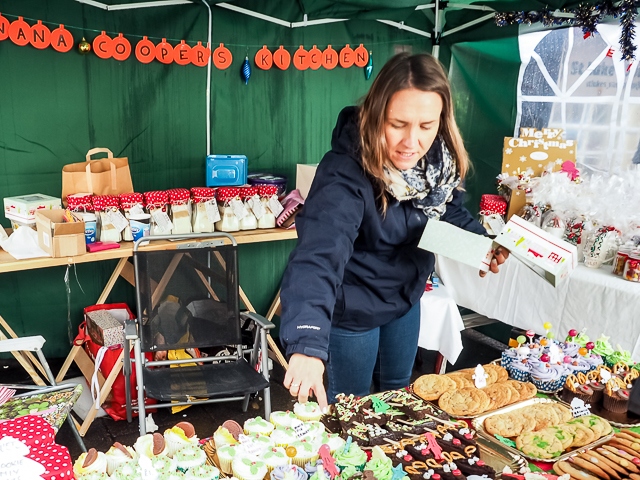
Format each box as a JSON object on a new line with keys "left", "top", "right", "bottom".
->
{"left": 0, "top": 227, "right": 296, "bottom": 435}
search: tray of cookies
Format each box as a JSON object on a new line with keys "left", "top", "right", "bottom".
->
{"left": 552, "top": 429, "right": 640, "bottom": 480}
{"left": 471, "top": 397, "right": 614, "bottom": 463}
{"left": 412, "top": 363, "right": 538, "bottom": 418}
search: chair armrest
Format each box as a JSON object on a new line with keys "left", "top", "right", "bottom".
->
{"left": 240, "top": 312, "right": 275, "bottom": 330}
{"left": 0, "top": 335, "right": 46, "bottom": 353}
{"left": 124, "top": 319, "right": 138, "bottom": 340}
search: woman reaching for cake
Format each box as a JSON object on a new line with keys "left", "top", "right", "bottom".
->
{"left": 279, "top": 52, "right": 509, "bottom": 410}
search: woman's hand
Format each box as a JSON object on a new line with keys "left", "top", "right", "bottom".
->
{"left": 479, "top": 247, "right": 510, "bottom": 277}
{"left": 284, "top": 353, "right": 328, "bottom": 411}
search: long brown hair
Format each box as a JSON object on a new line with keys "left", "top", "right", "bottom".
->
{"left": 359, "top": 52, "right": 469, "bottom": 213}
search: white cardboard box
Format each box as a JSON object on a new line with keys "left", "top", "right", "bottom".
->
{"left": 4, "top": 193, "right": 61, "bottom": 222}
{"left": 296, "top": 164, "right": 319, "bottom": 200}
{"left": 493, "top": 214, "right": 577, "bottom": 287}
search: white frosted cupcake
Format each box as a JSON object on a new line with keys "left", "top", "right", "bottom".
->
{"left": 158, "top": 472, "right": 185, "bottom": 480}
{"left": 269, "top": 411, "right": 298, "bottom": 428}
{"left": 232, "top": 457, "right": 268, "bottom": 480}
{"left": 213, "top": 425, "right": 238, "bottom": 449}
{"left": 110, "top": 462, "right": 142, "bottom": 480}
{"left": 302, "top": 421, "right": 325, "bottom": 441}
{"left": 262, "top": 446, "right": 289, "bottom": 472}
{"left": 152, "top": 455, "right": 178, "bottom": 475}
{"left": 74, "top": 448, "right": 108, "bottom": 477}
{"left": 105, "top": 442, "right": 138, "bottom": 475}
{"left": 293, "top": 402, "right": 322, "bottom": 422}
{"left": 175, "top": 445, "right": 207, "bottom": 472}
{"left": 184, "top": 464, "right": 221, "bottom": 480}
{"left": 244, "top": 416, "right": 275, "bottom": 436}
{"left": 289, "top": 440, "right": 319, "bottom": 468}
{"left": 76, "top": 473, "right": 109, "bottom": 480}
{"left": 134, "top": 432, "right": 169, "bottom": 458}
{"left": 165, "top": 422, "right": 199, "bottom": 457}
{"left": 216, "top": 444, "right": 241, "bottom": 474}
{"left": 323, "top": 433, "right": 346, "bottom": 455}
{"left": 270, "top": 427, "right": 299, "bottom": 447}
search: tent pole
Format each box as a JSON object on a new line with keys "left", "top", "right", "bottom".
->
{"left": 432, "top": 0, "right": 441, "bottom": 59}
{"left": 202, "top": 0, "right": 212, "bottom": 156}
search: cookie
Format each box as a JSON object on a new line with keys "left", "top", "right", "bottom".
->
{"left": 568, "top": 415, "right": 607, "bottom": 438}
{"left": 569, "top": 456, "right": 612, "bottom": 480}
{"left": 621, "top": 429, "right": 640, "bottom": 440}
{"left": 413, "top": 374, "right": 457, "bottom": 401}
{"left": 614, "top": 432, "right": 640, "bottom": 449}
{"left": 485, "top": 364, "right": 509, "bottom": 383}
{"left": 570, "top": 423, "right": 596, "bottom": 447}
{"left": 544, "top": 425, "right": 576, "bottom": 450}
{"left": 507, "top": 380, "right": 537, "bottom": 401}
{"left": 610, "top": 437, "right": 640, "bottom": 452}
{"left": 516, "top": 429, "right": 564, "bottom": 459}
{"left": 549, "top": 403, "right": 573, "bottom": 423}
{"left": 483, "top": 383, "right": 513, "bottom": 410}
{"left": 578, "top": 452, "right": 623, "bottom": 480}
{"left": 607, "top": 441, "right": 640, "bottom": 461}
{"left": 522, "top": 404, "right": 560, "bottom": 431}
{"left": 484, "top": 412, "right": 536, "bottom": 437}
{"left": 438, "top": 388, "right": 490, "bottom": 416}
{"left": 598, "top": 446, "right": 640, "bottom": 474}
{"left": 554, "top": 460, "right": 602, "bottom": 480}
{"left": 446, "top": 372, "right": 475, "bottom": 389}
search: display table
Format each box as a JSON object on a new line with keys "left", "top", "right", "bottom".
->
{"left": 0, "top": 228, "right": 297, "bottom": 435}
{"left": 436, "top": 255, "right": 640, "bottom": 359}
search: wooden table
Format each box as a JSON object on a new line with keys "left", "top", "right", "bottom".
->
{"left": 0, "top": 228, "right": 296, "bottom": 435}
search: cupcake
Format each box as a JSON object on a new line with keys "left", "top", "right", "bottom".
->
{"left": 76, "top": 473, "right": 109, "bottom": 480}
{"left": 151, "top": 455, "right": 179, "bottom": 476}
{"left": 586, "top": 371, "right": 606, "bottom": 404}
{"left": 105, "top": 442, "right": 137, "bottom": 475}
{"left": 605, "top": 348, "right": 633, "bottom": 369}
{"left": 165, "top": 422, "right": 199, "bottom": 457}
{"left": 334, "top": 440, "right": 367, "bottom": 472}
{"left": 158, "top": 472, "right": 185, "bottom": 480}
{"left": 110, "top": 462, "right": 142, "bottom": 480}
{"left": 364, "top": 446, "right": 394, "bottom": 480}
{"left": 232, "top": 457, "right": 268, "bottom": 480}
{"left": 500, "top": 348, "right": 519, "bottom": 369}
{"left": 561, "top": 374, "right": 593, "bottom": 404}
{"left": 507, "top": 359, "right": 531, "bottom": 382}
{"left": 134, "top": 432, "right": 169, "bottom": 458}
{"left": 318, "top": 433, "right": 346, "bottom": 455}
{"left": 567, "top": 359, "right": 591, "bottom": 375}
{"left": 244, "top": 416, "right": 275, "bottom": 436}
{"left": 270, "top": 411, "right": 298, "bottom": 428}
{"left": 270, "top": 426, "right": 299, "bottom": 447}
{"left": 303, "top": 421, "right": 326, "bottom": 440}
{"left": 241, "top": 432, "right": 275, "bottom": 454}
{"left": 263, "top": 446, "right": 290, "bottom": 472}
{"left": 184, "top": 465, "right": 221, "bottom": 480}
{"left": 583, "top": 353, "right": 604, "bottom": 371}
{"left": 304, "top": 460, "right": 324, "bottom": 477}
{"left": 217, "top": 444, "right": 241, "bottom": 474}
{"left": 293, "top": 402, "right": 323, "bottom": 422}
{"left": 74, "top": 448, "right": 108, "bottom": 477}
{"left": 289, "top": 439, "right": 319, "bottom": 468}
{"left": 213, "top": 425, "right": 239, "bottom": 449}
{"left": 562, "top": 342, "right": 581, "bottom": 358}
{"left": 175, "top": 445, "right": 207, "bottom": 472}
{"left": 271, "top": 464, "right": 307, "bottom": 480}
{"left": 529, "top": 362, "right": 566, "bottom": 392}
{"left": 593, "top": 335, "right": 614, "bottom": 358}
{"left": 603, "top": 378, "right": 630, "bottom": 413}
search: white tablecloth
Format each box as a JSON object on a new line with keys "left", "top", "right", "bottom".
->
{"left": 436, "top": 255, "right": 640, "bottom": 360}
{"left": 418, "top": 285, "right": 465, "bottom": 364}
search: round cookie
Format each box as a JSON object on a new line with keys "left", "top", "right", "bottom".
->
{"left": 413, "top": 374, "right": 457, "bottom": 401}
{"left": 544, "top": 425, "right": 576, "bottom": 450}
{"left": 446, "top": 372, "right": 475, "bottom": 389}
{"left": 483, "top": 383, "right": 512, "bottom": 410}
{"left": 568, "top": 415, "right": 610, "bottom": 438}
{"left": 522, "top": 404, "right": 560, "bottom": 431}
{"left": 438, "top": 388, "right": 491, "bottom": 416}
{"left": 570, "top": 422, "right": 597, "bottom": 447}
{"left": 507, "top": 380, "right": 537, "bottom": 401}
{"left": 549, "top": 403, "right": 573, "bottom": 423}
{"left": 485, "top": 364, "right": 509, "bottom": 383}
{"left": 484, "top": 412, "right": 536, "bottom": 437}
{"left": 516, "top": 429, "right": 564, "bottom": 459}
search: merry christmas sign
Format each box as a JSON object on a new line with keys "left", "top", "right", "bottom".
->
{"left": 502, "top": 128, "right": 577, "bottom": 177}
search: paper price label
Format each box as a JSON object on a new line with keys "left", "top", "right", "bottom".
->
{"left": 151, "top": 210, "right": 173, "bottom": 233}
{"left": 238, "top": 435, "right": 264, "bottom": 457}
{"left": 139, "top": 456, "right": 158, "bottom": 480}
{"left": 230, "top": 198, "right": 247, "bottom": 219}
{"left": 106, "top": 209, "right": 129, "bottom": 233}
{"left": 250, "top": 198, "right": 266, "bottom": 219}
{"left": 486, "top": 214, "right": 506, "bottom": 235}
{"left": 129, "top": 204, "right": 145, "bottom": 216}
{"left": 268, "top": 196, "right": 284, "bottom": 217}
{"left": 205, "top": 201, "right": 221, "bottom": 223}
{"left": 291, "top": 419, "right": 310, "bottom": 439}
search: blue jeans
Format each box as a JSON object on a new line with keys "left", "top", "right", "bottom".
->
{"left": 326, "top": 301, "right": 420, "bottom": 402}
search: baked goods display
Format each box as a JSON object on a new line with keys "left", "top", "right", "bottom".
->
{"left": 552, "top": 430, "right": 640, "bottom": 480}
{"left": 475, "top": 399, "right": 613, "bottom": 461}
{"left": 413, "top": 364, "right": 538, "bottom": 417}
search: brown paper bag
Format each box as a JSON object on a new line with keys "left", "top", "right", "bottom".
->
{"left": 61, "top": 148, "right": 134, "bottom": 204}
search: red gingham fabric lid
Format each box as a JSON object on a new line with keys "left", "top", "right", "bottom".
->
{"left": 191, "top": 187, "right": 216, "bottom": 203}
{"left": 480, "top": 194, "right": 507, "bottom": 215}
{"left": 118, "top": 192, "right": 144, "bottom": 208}
{"left": 258, "top": 185, "right": 278, "bottom": 197}
{"left": 91, "top": 195, "right": 119, "bottom": 211}
{"left": 144, "top": 190, "right": 169, "bottom": 207}
{"left": 239, "top": 186, "right": 259, "bottom": 199}
{"left": 167, "top": 188, "right": 191, "bottom": 204}
{"left": 216, "top": 187, "right": 242, "bottom": 202}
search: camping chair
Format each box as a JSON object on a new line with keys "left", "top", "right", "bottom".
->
{"left": 0, "top": 335, "right": 87, "bottom": 452}
{"left": 124, "top": 233, "right": 274, "bottom": 435}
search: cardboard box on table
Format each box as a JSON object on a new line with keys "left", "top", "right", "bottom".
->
{"left": 35, "top": 210, "right": 85, "bottom": 257}
{"left": 501, "top": 128, "right": 577, "bottom": 219}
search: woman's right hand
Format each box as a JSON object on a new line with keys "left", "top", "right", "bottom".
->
{"left": 284, "top": 353, "right": 328, "bottom": 411}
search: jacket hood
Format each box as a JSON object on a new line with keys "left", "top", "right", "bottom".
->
{"left": 331, "top": 106, "right": 361, "bottom": 159}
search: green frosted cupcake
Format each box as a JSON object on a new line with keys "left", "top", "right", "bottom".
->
{"left": 175, "top": 445, "right": 207, "bottom": 472}
{"left": 364, "top": 446, "right": 393, "bottom": 480}
{"left": 334, "top": 439, "right": 367, "bottom": 472}
{"left": 184, "top": 464, "right": 221, "bottom": 480}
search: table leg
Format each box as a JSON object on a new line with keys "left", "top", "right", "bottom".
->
{"left": 0, "top": 314, "right": 48, "bottom": 383}
{"left": 97, "top": 258, "right": 130, "bottom": 305}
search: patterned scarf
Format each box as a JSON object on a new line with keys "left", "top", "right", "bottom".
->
{"left": 384, "top": 137, "right": 460, "bottom": 219}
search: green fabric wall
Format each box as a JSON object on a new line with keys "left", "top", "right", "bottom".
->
{"left": 0, "top": 1, "right": 435, "bottom": 357}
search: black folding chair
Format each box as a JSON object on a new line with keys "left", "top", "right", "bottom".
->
{"left": 123, "top": 233, "right": 274, "bottom": 435}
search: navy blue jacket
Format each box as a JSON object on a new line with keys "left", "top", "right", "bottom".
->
{"left": 280, "top": 106, "right": 486, "bottom": 361}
